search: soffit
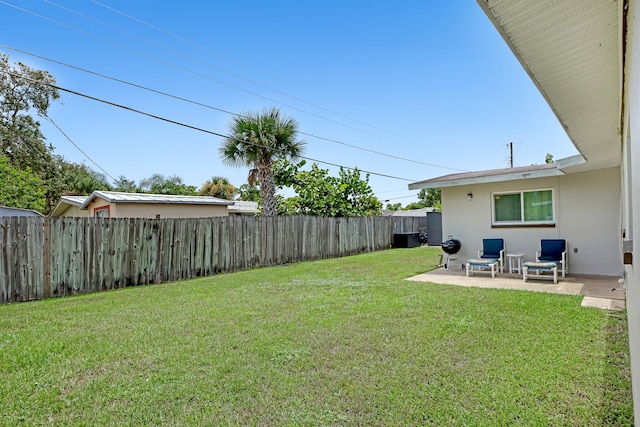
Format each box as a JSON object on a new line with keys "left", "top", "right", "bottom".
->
{"left": 477, "top": 0, "right": 622, "bottom": 170}
{"left": 408, "top": 163, "right": 562, "bottom": 189}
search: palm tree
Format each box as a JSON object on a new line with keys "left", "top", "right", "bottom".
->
{"left": 219, "top": 108, "right": 305, "bottom": 216}
{"left": 199, "top": 176, "right": 237, "bottom": 199}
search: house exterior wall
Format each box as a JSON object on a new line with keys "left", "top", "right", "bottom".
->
{"left": 622, "top": 0, "right": 640, "bottom": 417}
{"left": 56, "top": 204, "right": 89, "bottom": 217}
{"left": 97, "top": 202, "right": 228, "bottom": 218}
{"left": 440, "top": 167, "right": 621, "bottom": 276}
{"left": 90, "top": 198, "right": 115, "bottom": 217}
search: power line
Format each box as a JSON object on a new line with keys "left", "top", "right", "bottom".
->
{"left": 88, "top": 0, "right": 418, "bottom": 144}
{"left": 0, "top": 0, "right": 414, "bottom": 147}
{"left": 3, "top": 70, "right": 417, "bottom": 182}
{"left": 0, "top": 45, "right": 467, "bottom": 172}
{"left": 383, "top": 194, "right": 421, "bottom": 201}
{"left": 375, "top": 188, "right": 418, "bottom": 195}
{"left": 44, "top": 114, "right": 118, "bottom": 182}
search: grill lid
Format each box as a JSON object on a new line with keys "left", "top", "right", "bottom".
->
{"left": 441, "top": 238, "right": 461, "bottom": 254}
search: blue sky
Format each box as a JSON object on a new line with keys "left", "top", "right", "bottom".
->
{"left": 0, "top": 0, "right": 577, "bottom": 205}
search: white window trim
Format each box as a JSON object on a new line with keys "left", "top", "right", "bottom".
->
{"left": 491, "top": 188, "right": 555, "bottom": 226}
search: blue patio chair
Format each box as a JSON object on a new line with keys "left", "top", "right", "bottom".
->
{"left": 536, "top": 239, "right": 567, "bottom": 277}
{"left": 477, "top": 238, "right": 505, "bottom": 273}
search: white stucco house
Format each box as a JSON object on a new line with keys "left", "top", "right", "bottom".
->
{"left": 410, "top": 0, "right": 640, "bottom": 417}
{"left": 410, "top": 161, "right": 622, "bottom": 276}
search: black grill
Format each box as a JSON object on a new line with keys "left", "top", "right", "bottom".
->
{"left": 441, "top": 238, "right": 461, "bottom": 255}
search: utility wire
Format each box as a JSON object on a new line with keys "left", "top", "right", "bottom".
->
{"left": 48, "top": 0, "right": 405, "bottom": 141}
{"left": 3, "top": 70, "right": 417, "bottom": 182}
{"left": 0, "top": 45, "right": 467, "bottom": 172}
{"left": 1, "top": 0, "right": 413, "bottom": 147}
{"left": 383, "top": 194, "right": 421, "bottom": 201}
{"left": 43, "top": 114, "right": 118, "bottom": 182}
{"left": 88, "top": 0, "right": 417, "bottom": 144}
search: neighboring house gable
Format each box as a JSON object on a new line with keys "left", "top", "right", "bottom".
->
{"left": 50, "top": 196, "right": 91, "bottom": 218}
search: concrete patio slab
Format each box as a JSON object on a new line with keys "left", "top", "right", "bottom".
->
{"left": 407, "top": 267, "right": 626, "bottom": 310}
{"left": 581, "top": 296, "right": 626, "bottom": 310}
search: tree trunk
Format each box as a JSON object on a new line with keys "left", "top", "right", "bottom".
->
{"left": 258, "top": 161, "right": 278, "bottom": 216}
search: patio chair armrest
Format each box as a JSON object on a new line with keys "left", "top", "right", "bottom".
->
{"left": 535, "top": 250, "right": 542, "bottom": 262}
{"left": 478, "top": 249, "right": 484, "bottom": 258}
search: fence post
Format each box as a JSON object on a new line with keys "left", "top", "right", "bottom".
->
{"left": 43, "top": 217, "right": 51, "bottom": 298}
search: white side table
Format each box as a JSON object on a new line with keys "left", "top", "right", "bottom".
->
{"left": 506, "top": 253, "right": 525, "bottom": 274}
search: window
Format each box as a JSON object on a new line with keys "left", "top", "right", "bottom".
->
{"left": 492, "top": 189, "right": 554, "bottom": 225}
{"left": 94, "top": 206, "right": 110, "bottom": 218}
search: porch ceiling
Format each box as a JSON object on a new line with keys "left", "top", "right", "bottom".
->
{"left": 476, "top": 0, "right": 623, "bottom": 171}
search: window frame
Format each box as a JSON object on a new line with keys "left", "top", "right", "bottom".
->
{"left": 491, "top": 188, "right": 555, "bottom": 227}
{"left": 94, "top": 205, "right": 110, "bottom": 218}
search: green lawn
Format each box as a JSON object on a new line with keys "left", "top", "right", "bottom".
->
{"left": 0, "top": 247, "right": 632, "bottom": 426}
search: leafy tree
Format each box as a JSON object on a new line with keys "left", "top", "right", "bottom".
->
{"left": 404, "top": 188, "right": 441, "bottom": 211}
{"left": 139, "top": 173, "right": 197, "bottom": 195}
{"left": 0, "top": 155, "right": 46, "bottom": 212}
{"left": 419, "top": 188, "right": 441, "bottom": 207}
{"left": 237, "top": 183, "right": 261, "bottom": 203}
{"left": 58, "top": 161, "right": 111, "bottom": 195}
{"left": 199, "top": 176, "right": 237, "bottom": 199}
{"left": 113, "top": 175, "right": 138, "bottom": 193}
{"left": 274, "top": 159, "right": 382, "bottom": 217}
{"left": 0, "top": 53, "right": 59, "bottom": 174}
{"left": 403, "top": 201, "right": 422, "bottom": 210}
{"left": 386, "top": 202, "right": 402, "bottom": 210}
{"left": 545, "top": 153, "right": 554, "bottom": 164}
{"left": 220, "top": 107, "right": 306, "bottom": 216}
{"left": 0, "top": 52, "right": 61, "bottom": 212}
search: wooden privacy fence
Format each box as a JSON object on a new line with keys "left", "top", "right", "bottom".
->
{"left": 1, "top": 215, "right": 400, "bottom": 303}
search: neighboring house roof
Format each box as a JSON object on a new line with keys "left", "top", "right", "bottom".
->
{"left": 475, "top": 0, "right": 622, "bottom": 173}
{"left": 50, "top": 195, "right": 88, "bottom": 217}
{"left": 382, "top": 207, "right": 435, "bottom": 217}
{"left": 79, "top": 191, "right": 233, "bottom": 210}
{"left": 58, "top": 195, "right": 88, "bottom": 206}
{"left": 229, "top": 201, "right": 259, "bottom": 215}
{"left": 0, "top": 206, "right": 44, "bottom": 217}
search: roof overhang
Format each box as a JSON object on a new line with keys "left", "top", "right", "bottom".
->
{"left": 408, "top": 154, "right": 590, "bottom": 189}
{"left": 410, "top": 163, "right": 560, "bottom": 189}
{"left": 475, "top": 0, "right": 624, "bottom": 172}
{"left": 50, "top": 195, "right": 89, "bottom": 217}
